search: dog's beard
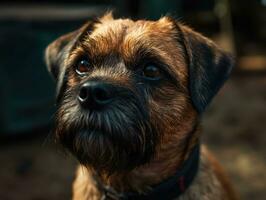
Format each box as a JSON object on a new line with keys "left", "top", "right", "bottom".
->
{"left": 54, "top": 88, "right": 158, "bottom": 174}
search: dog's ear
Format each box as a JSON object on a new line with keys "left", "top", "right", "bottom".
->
{"left": 178, "top": 25, "right": 234, "bottom": 113}
{"left": 45, "top": 31, "right": 76, "bottom": 80}
{"left": 45, "top": 22, "right": 93, "bottom": 80}
{"left": 45, "top": 21, "right": 96, "bottom": 103}
{"left": 45, "top": 12, "right": 114, "bottom": 80}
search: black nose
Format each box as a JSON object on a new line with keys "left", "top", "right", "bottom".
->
{"left": 78, "top": 81, "right": 113, "bottom": 109}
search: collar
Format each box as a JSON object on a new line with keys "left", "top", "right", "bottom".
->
{"left": 99, "top": 144, "right": 200, "bottom": 200}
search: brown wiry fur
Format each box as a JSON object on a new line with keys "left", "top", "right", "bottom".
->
{"left": 46, "top": 13, "right": 238, "bottom": 200}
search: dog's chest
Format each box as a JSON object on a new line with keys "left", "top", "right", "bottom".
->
{"left": 72, "top": 150, "right": 227, "bottom": 200}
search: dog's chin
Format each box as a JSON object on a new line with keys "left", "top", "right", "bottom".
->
{"left": 58, "top": 124, "right": 157, "bottom": 174}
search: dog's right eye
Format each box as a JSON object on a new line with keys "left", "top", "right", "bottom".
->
{"left": 75, "top": 60, "right": 91, "bottom": 75}
{"left": 142, "top": 64, "right": 162, "bottom": 80}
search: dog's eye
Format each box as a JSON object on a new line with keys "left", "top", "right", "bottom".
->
{"left": 75, "top": 60, "right": 91, "bottom": 75}
{"left": 142, "top": 64, "right": 161, "bottom": 80}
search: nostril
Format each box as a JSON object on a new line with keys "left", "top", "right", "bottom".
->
{"left": 93, "top": 87, "right": 110, "bottom": 103}
{"left": 79, "top": 87, "right": 88, "bottom": 101}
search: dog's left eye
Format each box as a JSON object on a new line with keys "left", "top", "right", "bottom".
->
{"left": 75, "top": 60, "right": 91, "bottom": 75}
{"left": 142, "top": 64, "right": 161, "bottom": 80}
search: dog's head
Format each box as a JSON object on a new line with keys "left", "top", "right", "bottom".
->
{"left": 45, "top": 14, "right": 233, "bottom": 174}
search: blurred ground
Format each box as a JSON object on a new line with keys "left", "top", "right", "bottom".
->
{"left": 0, "top": 74, "right": 266, "bottom": 200}
{"left": 203, "top": 75, "right": 266, "bottom": 199}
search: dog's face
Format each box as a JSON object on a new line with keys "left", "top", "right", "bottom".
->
{"left": 45, "top": 14, "right": 233, "bottom": 174}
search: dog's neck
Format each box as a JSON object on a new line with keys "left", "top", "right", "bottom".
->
{"left": 91, "top": 116, "right": 200, "bottom": 194}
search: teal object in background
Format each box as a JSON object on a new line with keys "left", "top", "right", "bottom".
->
{"left": 0, "top": 5, "right": 105, "bottom": 136}
{"left": 140, "top": 0, "right": 183, "bottom": 19}
{"left": 0, "top": 21, "right": 58, "bottom": 135}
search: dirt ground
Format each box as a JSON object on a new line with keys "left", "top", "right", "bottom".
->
{"left": 0, "top": 75, "right": 265, "bottom": 200}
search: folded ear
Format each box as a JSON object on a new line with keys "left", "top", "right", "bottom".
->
{"left": 45, "top": 31, "right": 76, "bottom": 80}
{"left": 45, "top": 21, "right": 96, "bottom": 103}
{"left": 179, "top": 25, "right": 234, "bottom": 113}
{"left": 45, "top": 12, "right": 114, "bottom": 80}
{"left": 45, "top": 22, "right": 93, "bottom": 80}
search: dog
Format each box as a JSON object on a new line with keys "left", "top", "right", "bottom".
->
{"left": 45, "top": 13, "right": 238, "bottom": 200}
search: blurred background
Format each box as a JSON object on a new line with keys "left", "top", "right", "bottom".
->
{"left": 0, "top": 0, "right": 265, "bottom": 199}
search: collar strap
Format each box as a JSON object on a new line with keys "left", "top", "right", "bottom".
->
{"left": 102, "top": 144, "right": 200, "bottom": 200}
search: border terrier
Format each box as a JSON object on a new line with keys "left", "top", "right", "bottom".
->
{"left": 45, "top": 13, "right": 238, "bottom": 200}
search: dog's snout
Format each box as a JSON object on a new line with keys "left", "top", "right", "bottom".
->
{"left": 78, "top": 81, "right": 113, "bottom": 109}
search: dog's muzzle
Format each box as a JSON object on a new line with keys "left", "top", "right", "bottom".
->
{"left": 55, "top": 78, "right": 159, "bottom": 173}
